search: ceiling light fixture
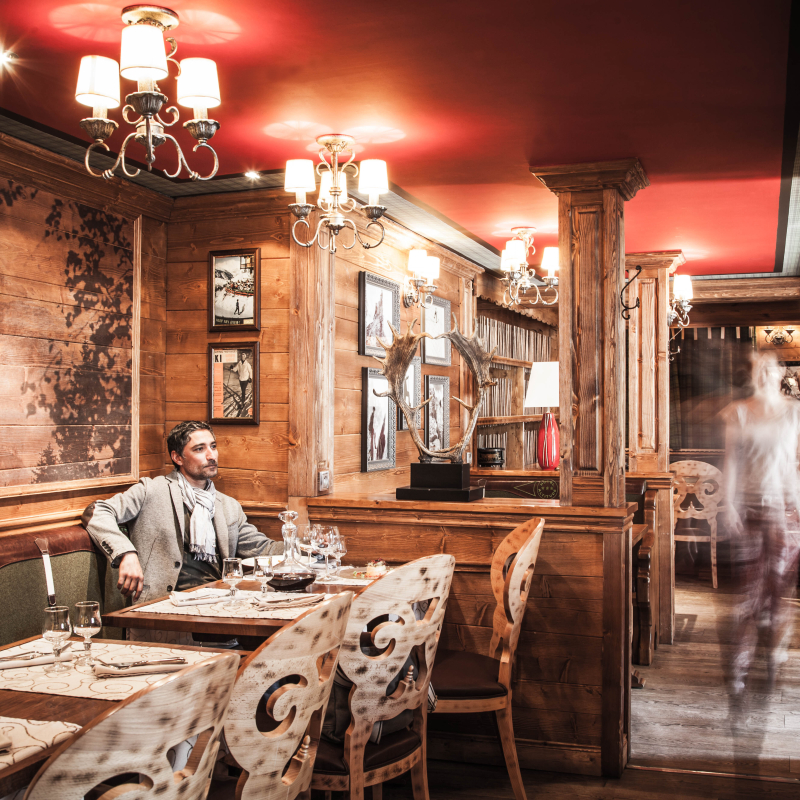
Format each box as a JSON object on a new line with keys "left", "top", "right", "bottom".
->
{"left": 763, "top": 326, "right": 795, "bottom": 346}
{"left": 499, "top": 228, "right": 558, "bottom": 306}
{"left": 244, "top": 171, "right": 260, "bottom": 180}
{"left": 75, "top": 5, "right": 221, "bottom": 182}
{"left": 1, "top": 51, "right": 17, "bottom": 66}
{"left": 404, "top": 249, "right": 439, "bottom": 308}
{"left": 285, "top": 134, "right": 388, "bottom": 252}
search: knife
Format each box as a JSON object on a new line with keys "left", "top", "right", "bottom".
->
{"left": 96, "top": 656, "right": 187, "bottom": 670}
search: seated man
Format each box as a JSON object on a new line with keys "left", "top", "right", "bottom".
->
{"left": 83, "top": 420, "right": 282, "bottom": 604}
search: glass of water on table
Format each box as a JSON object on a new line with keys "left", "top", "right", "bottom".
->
{"left": 255, "top": 556, "right": 274, "bottom": 596}
{"left": 222, "top": 558, "right": 244, "bottom": 609}
{"left": 74, "top": 601, "right": 101, "bottom": 666}
{"left": 42, "top": 606, "right": 72, "bottom": 674}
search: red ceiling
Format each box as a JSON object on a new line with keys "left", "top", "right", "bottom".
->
{"left": 0, "top": 0, "right": 791, "bottom": 275}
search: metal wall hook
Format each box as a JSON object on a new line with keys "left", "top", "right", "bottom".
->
{"left": 620, "top": 265, "right": 642, "bottom": 320}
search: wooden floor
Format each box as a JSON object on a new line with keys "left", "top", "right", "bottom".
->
{"left": 630, "top": 574, "right": 800, "bottom": 780}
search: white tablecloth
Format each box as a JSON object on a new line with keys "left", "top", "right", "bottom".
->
{"left": 0, "top": 716, "right": 80, "bottom": 770}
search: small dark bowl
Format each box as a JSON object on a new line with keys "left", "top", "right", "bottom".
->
{"left": 267, "top": 572, "right": 317, "bottom": 593}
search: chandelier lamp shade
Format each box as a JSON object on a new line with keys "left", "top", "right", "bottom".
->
{"left": 499, "top": 228, "right": 559, "bottom": 307}
{"left": 75, "top": 5, "right": 222, "bottom": 182}
{"left": 285, "top": 135, "right": 389, "bottom": 252}
{"left": 404, "top": 249, "right": 440, "bottom": 308}
{"left": 525, "top": 362, "right": 560, "bottom": 471}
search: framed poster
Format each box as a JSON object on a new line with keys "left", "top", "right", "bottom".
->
{"left": 361, "top": 367, "right": 396, "bottom": 471}
{"left": 208, "top": 248, "right": 261, "bottom": 332}
{"left": 358, "top": 271, "right": 401, "bottom": 357}
{"left": 425, "top": 375, "right": 450, "bottom": 453}
{"left": 422, "top": 296, "right": 451, "bottom": 366}
{"left": 208, "top": 342, "right": 260, "bottom": 425}
{"left": 398, "top": 356, "right": 422, "bottom": 430}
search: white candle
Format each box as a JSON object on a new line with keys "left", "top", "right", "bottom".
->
{"left": 42, "top": 553, "right": 55, "bottom": 598}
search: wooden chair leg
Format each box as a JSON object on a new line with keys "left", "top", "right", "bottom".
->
{"left": 710, "top": 520, "right": 718, "bottom": 589}
{"left": 410, "top": 744, "right": 430, "bottom": 800}
{"left": 495, "top": 705, "right": 527, "bottom": 800}
{"left": 371, "top": 783, "right": 383, "bottom": 800}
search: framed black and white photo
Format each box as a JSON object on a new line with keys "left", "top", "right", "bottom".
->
{"left": 208, "top": 342, "right": 260, "bottom": 425}
{"left": 358, "top": 271, "right": 401, "bottom": 357}
{"left": 208, "top": 248, "right": 261, "bottom": 332}
{"left": 398, "top": 356, "right": 421, "bottom": 430}
{"left": 422, "top": 296, "right": 451, "bottom": 365}
{"left": 425, "top": 374, "right": 450, "bottom": 452}
{"left": 361, "top": 367, "right": 396, "bottom": 471}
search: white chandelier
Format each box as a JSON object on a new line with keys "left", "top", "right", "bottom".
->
{"left": 75, "top": 5, "right": 221, "bottom": 181}
{"left": 285, "top": 135, "right": 388, "bottom": 252}
{"left": 499, "top": 228, "right": 558, "bottom": 306}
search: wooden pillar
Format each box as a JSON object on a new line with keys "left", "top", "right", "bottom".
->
{"left": 288, "top": 215, "right": 336, "bottom": 506}
{"left": 531, "top": 160, "right": 649, "bottom": 507}
{"left": 626, "top": 250, "right": 683, "bottom": 644}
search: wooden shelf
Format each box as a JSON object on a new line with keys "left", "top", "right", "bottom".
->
{"left": 490, "top": 355, "right": 533, "bottom": 369}
{"left": 477, "top": 414, "right": 542, "bottom": 427}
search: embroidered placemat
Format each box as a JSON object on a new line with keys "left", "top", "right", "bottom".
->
{"left": 133, "top": 590, "right": 337, "bottom": 620}
{"left": 0, "top": 716, "right": 80, "bottom": 769}
{"left": 0, "top": 642, "right": 221, "bottom": 701}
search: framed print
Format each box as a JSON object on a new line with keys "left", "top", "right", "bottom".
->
{"left": 208, "top": 248, "right": 261, "bottom": 332}
{"left": 208, "top": 342, "right": 260, "bottom": 425}
{"left": 398, "top": 356, "right": 422, "bottom": 430}
{"left": 362, "top": 367, "right": 396, "bottom": 471}
{"left": 422, "top": 296, "right": 451, "bottom": 366}
{"left": 358, "top": 271, "right": 401, "bottom": 357}
{"left": 425, "top": 375, "right": 450, "bottom": 453}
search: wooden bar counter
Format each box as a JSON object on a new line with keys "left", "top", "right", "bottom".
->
{"left": 308, "top": 494, "right": 637, "bottom": 777}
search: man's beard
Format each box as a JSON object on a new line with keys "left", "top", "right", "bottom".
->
{"left": 184, "top": 462, "right": 218, "bottom": 482}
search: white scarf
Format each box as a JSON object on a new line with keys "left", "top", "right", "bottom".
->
{"left": 176, "top": 472, "right": 218, "bottom": 563}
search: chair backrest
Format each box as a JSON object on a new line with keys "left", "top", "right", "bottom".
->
{"left": 488, "top": 518, "right": 545, "bottom": 686}
{"left": 25, "top": 652, "right": 239, "bottom": 800}
{"left": 337, "top": 554, "right": 455, "bottom": 775}
{"left": 670, "top": 460, "right": 724, "bottom": 523}
{"left": 225, "top": 592, "right": 354, "bottom": 800}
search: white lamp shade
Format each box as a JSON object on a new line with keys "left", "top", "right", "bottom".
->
{"left": 500, "top": 248, "right": 514, "bottom": 272}
{"left": 120, "top": 23, "right": 168, "bottom": 81}
{"left": 505, "top": 238, "right": 527, "bottom": 264}
{"left": 673, "top": 274, "right": 693, "bottom": 302}
{"left": 420, "top": 256, "right": 440, "bottom": 282}
{"left": 177, "top": 58, "right": 220, "bottom": 109}
{"left": 358, "top": 159, "right": 389, "bottom": 194}
{"left": 319, "top": 170, "right": 348, "bottom": 204}
{"left": 284, "top": 159, "right": 316, "bottom": 192}
{"left": 76, "top": 55, "right": 120, "bottom": 108}
{"left": 525, "top": 362, "right": 559, "bottom": 408}
{"left": 408, "top": 249, "right": 428, "bottom": 276}
{"left": 540, "top": 246, "right": 559, "bottom": 276}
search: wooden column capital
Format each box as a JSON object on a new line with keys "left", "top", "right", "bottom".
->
{"left": 625, "top": 250, "right": 685, "bottom": 274}
{"left": 530, "top": 158, "right": 650, "bottom": 201}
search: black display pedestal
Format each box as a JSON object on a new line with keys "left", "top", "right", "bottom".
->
{"left": 395, "top": 462, "right": 485, "bottom": 502}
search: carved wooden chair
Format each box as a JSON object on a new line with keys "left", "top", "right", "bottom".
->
{"left": 24, "top": 652, "right": 239, "bottom": 800}
{"left": 310, "top": 553, "right": 455, "bottom": 800}
{"left": 670, "top": 459, "right": 726, "bottom": 589}
{"left": 430, "top": 517, "right": 545, "bottom": 800}
{"left": 224, "top": 591, "right": 354, "bottom": 800}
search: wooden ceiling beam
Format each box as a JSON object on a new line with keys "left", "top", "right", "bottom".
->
{"left": 687, "top": 276, "right": 800, "bottom": 304}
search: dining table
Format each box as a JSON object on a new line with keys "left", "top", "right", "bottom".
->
{"left": 0, "top": 636, "right": 249, "bottom": 797}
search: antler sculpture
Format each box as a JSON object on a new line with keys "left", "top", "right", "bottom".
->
{"left": 374, "top": 315, "right": 497, "bottom": 463}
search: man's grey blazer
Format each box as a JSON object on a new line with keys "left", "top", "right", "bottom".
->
{"left": 83, "top": 470, "right": 282, "bottom": 604}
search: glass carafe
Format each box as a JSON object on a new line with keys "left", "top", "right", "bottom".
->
{"left": 273, "top": 510, "right": 310, "bottom": 575}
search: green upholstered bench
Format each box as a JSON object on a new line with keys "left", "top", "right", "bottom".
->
{"left": 0, "top": 525, "right": 126, "bottom": 646}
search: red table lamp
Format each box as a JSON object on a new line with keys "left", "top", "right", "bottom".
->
{"left": 525, "top": 362, "right": 560, "bottom": 470}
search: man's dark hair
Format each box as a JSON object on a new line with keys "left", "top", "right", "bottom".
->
{"left": 167, "top": 421, "right": 214, "bottom": 467}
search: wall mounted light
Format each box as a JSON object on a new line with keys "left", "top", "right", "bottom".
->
{"left": 75, "top": 5, "right": 221, "bottom": 181}
{"left": 286, "top": 136, "right": 388, "bottom": 252}
{"left": 667, "top": 273, "right": 693, "bottom": 359}
{"left": 764, "top": 326, "right": 795, "bottom": 346}
{"left": 499, "top": 229, "right": 558, "bottom": 306}
{"left": 404, "top": 249, "right": 439, "bottom": 308}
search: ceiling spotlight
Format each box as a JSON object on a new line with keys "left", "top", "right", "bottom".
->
{"left": 244, "top": 171, "right": 260, "bottom": 180}
{"left": 1, "top": 51, "right": 17, "bottom": 66}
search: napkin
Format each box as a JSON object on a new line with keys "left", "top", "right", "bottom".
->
{"left": 169, "top": 589, "right": 231, "bottom": 607}
{"left": 250, "top": 594, "right": 325, "bottom": 611}
{"left": 0, "top": 734, "right": 11, "bottom": 754}
{"left": 0, "top": 645, "right": 74, "bottom": 671}
{"left": 92, "top": 661, "right": 188, "bottom": 678}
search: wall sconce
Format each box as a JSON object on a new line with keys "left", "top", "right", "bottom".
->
{"left": 499, "top": 228, "right": 558, "bottom": 306}
{"left": 668, "top": 274, "right": 693, "bottom": 360}
{"left": 764, "top": 326, "right": 795, "bottom": 346}
{"left": 404, "top": 249, "right": 439, "bottom": 308}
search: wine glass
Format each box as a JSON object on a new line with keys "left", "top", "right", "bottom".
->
{"left": 74, "top": 601, "right": 101, "bottom": 666}
{"left": 313, "top": 526, "right": 339, "bottom": 579}
{"left": 296, "top": 525, "right": 315, "bottom": 568}
{"left": 42, "top": 606, "right": 72, "bottom": 674}
{"left": 222, "top": 558, "right": 244, "bottom": 609}
{"left": 255, "top": 556, "right": 273, "bottom": 596}
{"left": 332, "top": 535, "right": 347, "bottom": 576}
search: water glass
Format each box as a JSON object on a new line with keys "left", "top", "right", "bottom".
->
{"left": 296, "top": 525, "right": 315, "bottom": 568}
{"left": 74, "top": 601, "right": 101, "bottom": 666}
{"left": 42, "top": 606, "right": 72, "bottom": 674}
{"left": 222, "top": 557, "right": 244, "bottom": 608}
{"left": 332, "top": 535, "right": 347, "bottom": 575}
{"left": 255, "top": 556, "right": 273, "bottom": 596}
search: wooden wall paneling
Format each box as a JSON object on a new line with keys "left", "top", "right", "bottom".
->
{"left": 288, "top": 213, "right": 335, "bottom": 499}
{"left": 533, "top": 160, "right": 649, "bottom": 507}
